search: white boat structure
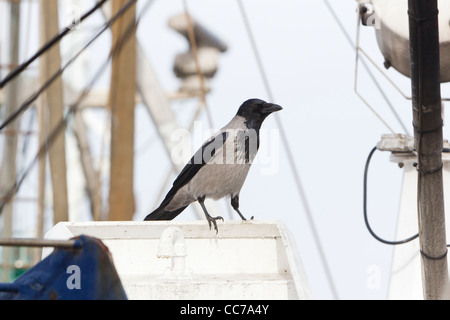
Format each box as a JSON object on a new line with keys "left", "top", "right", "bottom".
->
{"left": 43, "top": 220, "right": 312, "bottom": 300}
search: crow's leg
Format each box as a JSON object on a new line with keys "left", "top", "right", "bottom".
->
{"left": 198, "top": 196, "right": 223, "bottom": 233}
{"left": 231, "top": 195, "right": 253, "bottom": 221}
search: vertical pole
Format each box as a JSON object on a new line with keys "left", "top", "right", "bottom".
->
{"left": 73, "top": 111, "right": 101, "bottom": 220}
{"left": 39, "top": 0, "right": 69, "bottom": 224}
{"left": 35, "top": 96, "right": 46, "bottom": 263}
{"left": 108, "top": 0, "right": 136, "bottom": 221}
{"left": 408, "top": 0, "right": 448, "bottom": 300}
{"left": 0, "top": 0, "right": 21, "bottom": 282}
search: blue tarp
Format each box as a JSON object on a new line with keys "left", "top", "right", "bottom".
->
{"left": 0, "top": 235, "right": 127, "bottom": 300}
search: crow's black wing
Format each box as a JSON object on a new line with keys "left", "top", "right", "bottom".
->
{"left": 159, "top": 131, "right": 229, "bottom": 208}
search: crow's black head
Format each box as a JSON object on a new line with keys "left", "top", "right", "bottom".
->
{"left": 237, "top": 98, "right": 283, "bottom": 130}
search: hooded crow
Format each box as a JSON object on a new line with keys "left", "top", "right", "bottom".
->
{"left": 144, "top": 98, "right": 282, "bottom": 232}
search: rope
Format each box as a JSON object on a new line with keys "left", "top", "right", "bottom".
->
{"left": 0, "top": 0, "right": 152, "bottom": 216}
{"left": 354, "top": 4, "right": 397, "bottom": 135}
{"left": 0, "top": 0, "right": 110, "bottom": 89}
{"left": 0, "top": 0, "right": 136, "bottom": 132}
{"left": 323, "top": 0, "right": 410, "bottom": 135}
{"left": 236, "top": 0, "right": 339, "bottom": 300}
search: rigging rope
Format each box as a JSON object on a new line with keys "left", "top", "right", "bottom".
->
{"left": 0, "top": 0, "right": 136, "bottom": 132}
{"left": 236, "top": 0, "right": 339, "bottom": 300}
{"left": 0, "top": 0, "right": 152, "bottom": 216}
{"left": 323, "top": 0, "right": 410, "bottom": 136}
{"left": 0, "top": 0, "right": 110, "bottom": 89}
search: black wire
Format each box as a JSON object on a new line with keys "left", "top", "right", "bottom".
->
{"left": 0, "top": 0, "right": 109, "bottom": 89}
{"left": 0, "top": 0, "right": 136, "bottom": 132}
{"left": 363, "top": 146, "right": 419, "bottom": 245}
{"left": 0, "top": 0, "right": 152, "bottom": 217}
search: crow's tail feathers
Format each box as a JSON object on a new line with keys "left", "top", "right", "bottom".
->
{"left": 144, "top": 205, "right": 188, "bottom": 221}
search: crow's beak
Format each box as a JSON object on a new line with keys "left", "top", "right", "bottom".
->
{"left": 262, "top": 103, "right": 283, "bottom": 114}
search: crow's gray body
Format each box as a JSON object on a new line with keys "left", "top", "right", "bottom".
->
{"left": 144, "top": 99, "right": 282, "bottom": 232}
{"left": 165, "top": 115, "right": 252, "bottom": 211}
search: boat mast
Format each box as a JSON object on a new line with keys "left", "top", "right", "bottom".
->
{"left": 0, "top": 0, "right": 21, "bottom": 282}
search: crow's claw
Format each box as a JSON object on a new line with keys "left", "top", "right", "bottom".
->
{"left": 207, "top": 215, "right": 224, "bottom": 234}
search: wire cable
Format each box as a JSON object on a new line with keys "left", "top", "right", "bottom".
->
{"left": 237, "top": 0, "right": 339, "bottom": 300}
{"left": 363, "top": 146, "right": 419, "bottom": 245}
{"left": 0, "top": 0, "right": 109, "bottom": 89}
{"left": 0, "top": 0, "right": 150, "bottom": 216}
{"left": 0, "top": 0, "right": 136, "bottom": 132}
{"left": 363, "top": 146, "right": 450, "bottom": 250}
{"left": 354, "top": 5, "right": 396, "bottom": 135}
{"left": 322, "top": 0, "right": 411, "bottom": 136}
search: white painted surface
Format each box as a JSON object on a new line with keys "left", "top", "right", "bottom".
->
{"left": 44, "top": 220, "right": 312, "bottom": 300}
